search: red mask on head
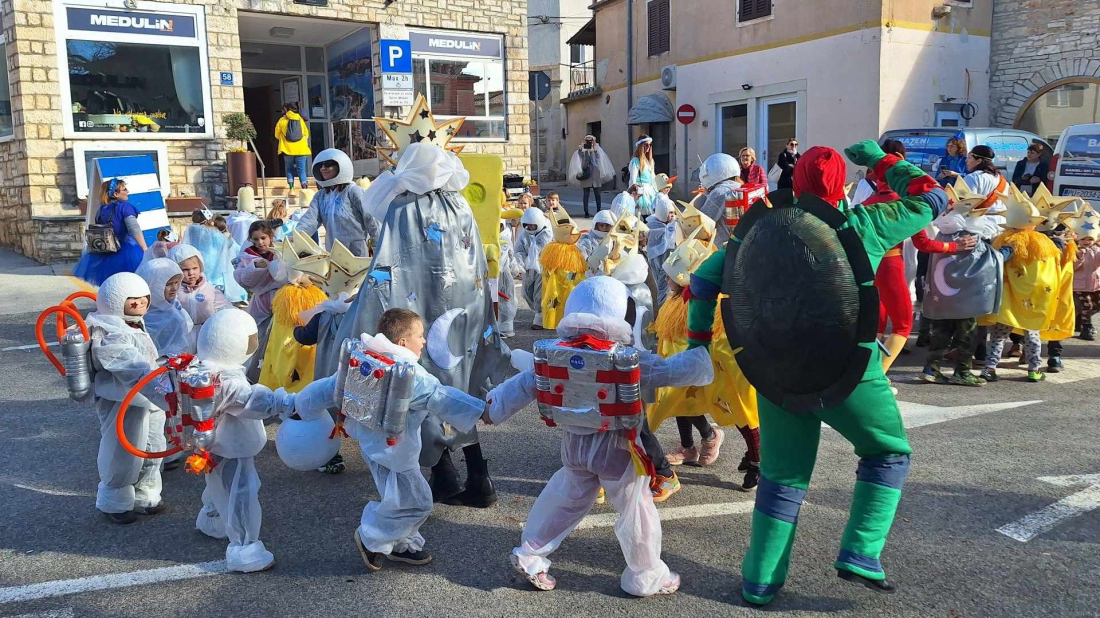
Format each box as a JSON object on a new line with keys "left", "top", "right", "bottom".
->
{"left": 792, "top": 146, "right": 849, "bottom": 206}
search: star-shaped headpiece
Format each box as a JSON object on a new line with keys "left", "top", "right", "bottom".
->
{"left": 1068, "top": 200, "right": 1099, "bottom": 241}
{"left": 281, "top": 231, "right": 372, "bottom": 297}
{"left": 675, "top": 194, "right": 717, "bottom": 243}
{"left": 944, "top": 177, "right": 996, "bottom": 218}
{"left": 374, "top": 94, "right": 465, "bottom": 167}
{"left": 1001, "top": 183, "right": 1046, "bottom": 231}
{"left": 1030, "top": 184, "right": 1079, "bottom": 232}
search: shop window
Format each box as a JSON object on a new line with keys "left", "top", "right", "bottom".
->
{"left": 415, "top": 58, "right": 506, "bottom": 140}
{"left": 0, "top": 36, "right": 12, "bottom": 140}
{"left": 1018, "top": 81, "right": 1100, "bottom": 144}
{"left": 56, "top": 2, "right": 212, "bottom": 138}
{"left": 739, "top": 0, "right": 772, "bottom": 23}
{"left": 647, "top": 0, "right": 670, "bottom": 57}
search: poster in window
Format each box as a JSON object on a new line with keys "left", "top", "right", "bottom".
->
{"left": 67, "top": 40, "right": 207, "bottom": 134}
{"left": 326, "top": 28, "right": 375, "bottom": 160}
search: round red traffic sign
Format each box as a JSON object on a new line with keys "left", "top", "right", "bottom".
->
{"left": 676, "top": 104, "right": 696, "bottom": 125}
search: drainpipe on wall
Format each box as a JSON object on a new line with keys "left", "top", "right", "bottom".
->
{"left": 626, "top": 0, "right": 634, "bottom": 171}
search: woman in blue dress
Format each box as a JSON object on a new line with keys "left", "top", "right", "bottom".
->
{"left": 73, "top": 179, "right": 147, "bottom": 286}
{"left": 628, "top": 135, "right": 659, "bottom": 217}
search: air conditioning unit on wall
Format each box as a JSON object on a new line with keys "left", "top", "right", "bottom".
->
{"left": 661, "top": 65, "right": 677, "bottom": 90}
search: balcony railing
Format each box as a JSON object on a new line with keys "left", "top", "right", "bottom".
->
{"left": 567, "top": 60, "right": 598, "bottom": 98}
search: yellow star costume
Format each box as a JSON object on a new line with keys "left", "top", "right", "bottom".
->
{"left": 648, "top": 227, "right": 758, "bottom": 431}
{"left": 981, "top": 184, "right": 1074, "bottom": 340}
{"left": 540, "top": 209, "right": 587, "bottom": 329}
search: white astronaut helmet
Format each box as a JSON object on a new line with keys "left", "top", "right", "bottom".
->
{"left": 197, "top": 308, "right": 259, "bottom": 368}
{"left": 521, "top": 207, "right": 549, "bottom": 235}
{"left": 167, "top": 243, "right": 204, "bottom": 268}
{"left": 96, "top": 272, "right": 151, "bottom": 317}
{"left": 136, "top": 258, "right": 183, "bottom": 309}
{"left": 700, "top": 153, "right": 741, "bottom": 191}
{"left": 555, "top": 276, "right": 633, "bottom": 345}
{"left": 590, "top": 210, "right": 617, "bottom": 240}
{"left": 312, "top": 148, "right": 355, "bottom": 188}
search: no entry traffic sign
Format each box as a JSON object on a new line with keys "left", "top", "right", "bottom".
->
{"left": 677, "top": 104, "right": 696, "bottom": 125}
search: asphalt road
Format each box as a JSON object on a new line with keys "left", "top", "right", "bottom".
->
{"left": 1, "top": 247, "right": 1099, "bottom": 618}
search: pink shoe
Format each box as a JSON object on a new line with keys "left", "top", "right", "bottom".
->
{"left": 511, "top": 553, "right": 556, "bottom": 590}
{"left": 698, "top": 428, "right": 725, "bottom": 466}
{"left": 655, "top": 572, "right": 682, "bottom": 595}
{"left": 665, "top": 444, "right": 699, "bottom": 466}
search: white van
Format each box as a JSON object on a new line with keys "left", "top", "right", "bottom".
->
{"left": 1050, "top": 123, "right": 1100, "bottom": 200}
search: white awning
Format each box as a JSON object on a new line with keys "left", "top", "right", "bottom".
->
{"left": 626, "top": 92, "right": 674, "bottom": 125}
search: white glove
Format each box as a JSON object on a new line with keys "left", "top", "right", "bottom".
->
{"left": 273, "top": 388, "right": 296, "bottom": 420}
{"left": 510, "top": 349, "right": 535, "bottom": 372}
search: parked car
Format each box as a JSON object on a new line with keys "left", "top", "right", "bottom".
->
{"left": 878, "top": 127, "right": 1051, "bottom": 176}
{"left": 1049, "top": 123, "right": 1100, "bottom": 200}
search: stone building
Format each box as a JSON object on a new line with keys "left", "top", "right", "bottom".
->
{"left": 989, "top": 0, "right": 1100, "bottom": 142}
{"left": 0, "top": 0, "right": 530, "bottom": 264}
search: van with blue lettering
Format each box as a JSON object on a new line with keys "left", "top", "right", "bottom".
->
{"left": 1050, "top": 124, "right": 1100, "bottom": 201}
{"left": 878, "top": 128, "right": 1050, "bottom": 176}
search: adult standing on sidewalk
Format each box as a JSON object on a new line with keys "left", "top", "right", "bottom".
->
{"left": 275, "top": 102, "right": 311, "bottom": 190}
{"left": 776, "top": 138, "right": 800, "bottom": 190}
{"left": 566, "top": 135, "right": 615, "bottom": 217}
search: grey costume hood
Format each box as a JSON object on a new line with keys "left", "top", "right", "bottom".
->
{"left": 312, "top": 149, "right": 355, "bottom": 187}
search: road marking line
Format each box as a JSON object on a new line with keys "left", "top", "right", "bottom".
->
{"left": 997, "top": 475, "right": 1100, "bottom": 542}
{"left": 5, "top": 608, "right": 75, "bottom": 618}
{"left": 11, "top": 483, "right": 93, "bottom": 498}
{"left": 0, "top": 561, "right": 226, "bottom": 605}
{"left": 894, "top": 400, "right": 1043, "bottom": 429}
{"left": 67, "top": 277, "right": 96, "bottom": 295}
{"left": 575, "top": 500, "right": 755, "bottom": 530}
{"left": 1, "top": 342, "right": 55, "bottom": 352}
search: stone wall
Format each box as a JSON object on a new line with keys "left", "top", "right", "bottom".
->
{"left": 0, "top": 0, "right": 529, "bottom": 264}
{"left": 989, "top": 0, "right": 1100, "bottom": 127}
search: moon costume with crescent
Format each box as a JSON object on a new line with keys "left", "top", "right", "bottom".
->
{"left": 331, "top": 96, "right": 510, "bottom": 508}
{"left": 688, "top": 142, "right": 948, "bottom": 605}
{"left": 921, "top": 174, "right": 1010, "bottom": 382}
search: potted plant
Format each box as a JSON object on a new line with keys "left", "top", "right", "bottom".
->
{"left": 224, "top": 112, "right": 258, "bottom": 195}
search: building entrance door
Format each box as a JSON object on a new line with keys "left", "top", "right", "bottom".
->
{"left": 759, "top": 96, "right": 798, "bottom": 172}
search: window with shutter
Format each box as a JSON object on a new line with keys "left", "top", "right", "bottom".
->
{"left": 647, "top": 0, "right": 670, "bottom": 56}
{"left": 740, "top": 0, "right": 772, "bottom": 23}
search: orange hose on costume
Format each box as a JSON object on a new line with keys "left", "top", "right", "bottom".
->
{"left": 36, "top": 305, "right": 87, "bottom": 375}
{"left": 116, "top": 365, "right": 182, "bottom": 459}
{"left": 56, "top": 291, "right": 96, "bottom": 337}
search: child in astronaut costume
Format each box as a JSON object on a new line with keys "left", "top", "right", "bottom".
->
{"left": 136, "top": 258, "right": 195, "bottom": 357}
{"left": 294, "top": 149, "right": 381, "bottom": 258}
{"left": 515, "top": 208, "right": 552, "bottom": 327}
{"left": 169, "top": 244, "right": 231, "bottom": 326}
{"left": 646, "top": 198, "right": 677, "bottom": 306}
{"left": 485, "top": 277, "right": 713, "bottom": 596}
{"left": 86, "top": 273, "right": 167, "bottom": 524}
{"left": 293, "top": 309, "right": 487, "bottom": 569}
{"left": 191, "top": 309, "right": 296, "bottom": 572}
{"left": 698, "top": 153, "right": 743, "bottom": 247}
{"left": 577, "top": 210, "right": 617, "bottom": 267}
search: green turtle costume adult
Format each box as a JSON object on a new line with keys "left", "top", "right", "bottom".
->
{"left": 687, "top": 141, "right": 948, "bottom": 606}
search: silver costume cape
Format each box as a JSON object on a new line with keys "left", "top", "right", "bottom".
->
{"left": 922, "top": 233, "right": 1004, "bottom": 320}
{"left": 331, "top": 189, "right": 511, "bottom": 467}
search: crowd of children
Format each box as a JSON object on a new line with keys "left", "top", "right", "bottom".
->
{"left": 61, "top": 128, "right": 1100, "bottom": 613}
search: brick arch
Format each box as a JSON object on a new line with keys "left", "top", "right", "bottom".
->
{"left": 997, "top": 58, "right": 1100, "bottom": 127}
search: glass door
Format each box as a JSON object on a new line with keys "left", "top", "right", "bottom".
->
{"left": 719, "top": 103, "right": 749, "bottom": 157}
{"left": 759, "top": 96, "right": 798, "bottom": 171}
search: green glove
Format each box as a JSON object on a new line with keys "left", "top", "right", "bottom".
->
{"left": 844, "top": 140, "right": 887, "bottom": 169}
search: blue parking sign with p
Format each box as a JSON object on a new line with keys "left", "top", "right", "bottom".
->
{"left": 380, "top": 40, "right": 412, "bottom": 73}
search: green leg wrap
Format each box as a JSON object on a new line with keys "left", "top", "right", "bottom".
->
{"left": 741, "top": 398, "right": 819, "bottom": 605}
{"left": 835, "top": 480, "right": 905, "bottom": 579}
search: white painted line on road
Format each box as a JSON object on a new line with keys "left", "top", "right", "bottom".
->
{"left": 1, "top": 342, "right": 54, "bottom": 352}
{"left": 0, "top": 560, "right": 227, "bottom": 605}
{"left": 895, "top": 400, "right": 1043, "bottom": 429}
{"left": 4, "top": 608, "right": 75, "bottom": 618}
{"left": 11, "top": 483, "right": 92, "bottom": 498}
{"left": 997, "top": 475, "right": 1100, "bottom": 542}
{"left": 575, "top": 500, "right": 755, "bottom": 530}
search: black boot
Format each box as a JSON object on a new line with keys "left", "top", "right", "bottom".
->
{"left": 837, "top": 569, "right": 897, "bottom": 593}
{"left": 443, "top": 444, "right": 498, "bottom": 508}
{"left": 429, "top": 450, "right": 463, "bottom": 503}
{"left": 1082, "top": 324, "right": 1096, "bottom": 341}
